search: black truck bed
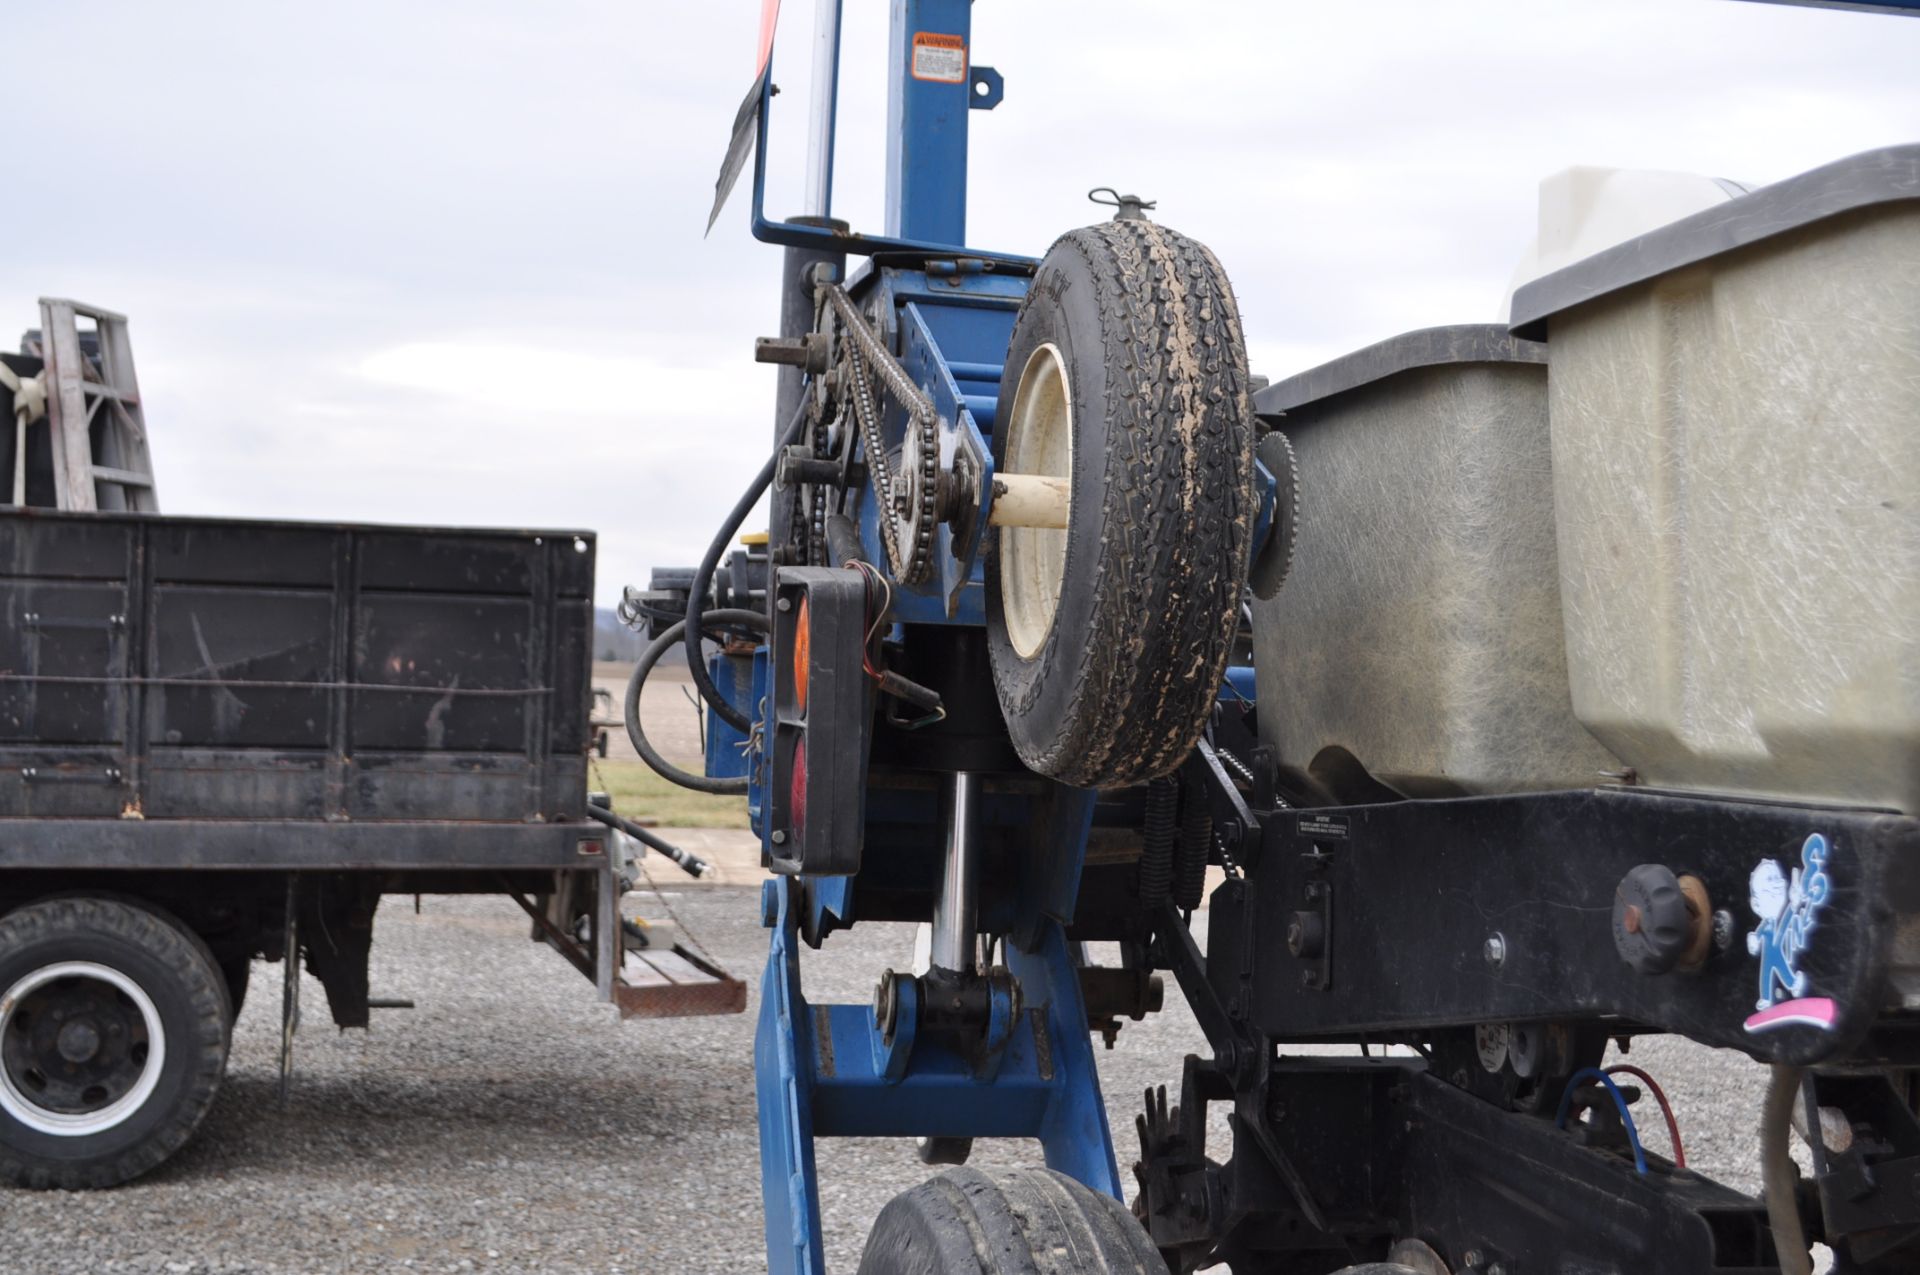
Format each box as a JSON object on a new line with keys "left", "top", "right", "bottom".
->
{"left": 0, "top": 509, "right": 597, "bottom": 868}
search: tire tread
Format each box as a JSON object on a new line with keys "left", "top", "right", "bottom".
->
{"left": 858, "top": 1167, "right": 1167, "bottom": 1275}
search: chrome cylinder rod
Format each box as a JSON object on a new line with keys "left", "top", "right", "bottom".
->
{"left": 931, "top": 770, "right": 981, "bottom": 973}
{"left": 803, "top": 0, "right": 843, "bottom": 217}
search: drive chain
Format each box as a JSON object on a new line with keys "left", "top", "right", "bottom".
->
{"left": 825, "top": 285, "right": 941, "bottom": 584}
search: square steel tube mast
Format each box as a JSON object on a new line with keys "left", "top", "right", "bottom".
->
{"left": 886, "top": 0, "right": 973, "bottom": 245}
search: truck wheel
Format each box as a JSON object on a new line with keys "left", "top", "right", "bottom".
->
{"left": 0, "top": 898, "right": 230, "bottom": 1188}
{"left": 987, "top": 220, "right": 1256, "bottom": 788}
{"left": 857, "top": 1167, "right": 1167, "bottom": 1274}
{"left": 219, "top": 955, "right": 251, "bottom": 1024}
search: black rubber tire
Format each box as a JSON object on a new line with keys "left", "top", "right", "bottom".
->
{"left": 219, "top": 955, "right": 251, "bottom": 1025}
{"left": 0, "top": 898, "right": 230, "bottom": 1189}
{"left": 986, "top": 220, "right": 1257, "bottom": 788}
{"left": 857, "top": 1167, "right": 1168, "bottom": 1275}
{"left": 16, "top": 890, "right": 234, "bottom": 1031}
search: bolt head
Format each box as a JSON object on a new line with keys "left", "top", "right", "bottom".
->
{"left": 1483, "top": 933, "right": 1507, "bottom": 968}
{"left": 1285, "top": 910, "right": 1325, "bottom": 959}
{"left": 873, "top": 971, "right": 900, "bottom": 1040}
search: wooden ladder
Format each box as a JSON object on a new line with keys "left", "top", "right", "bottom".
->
{"left": 35, "top": 298, "right": 159, "bottom": 512}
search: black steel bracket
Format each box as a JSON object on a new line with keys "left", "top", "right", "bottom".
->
{"left": 1209, "top": 787, "right": 1920, "bottom": 1067}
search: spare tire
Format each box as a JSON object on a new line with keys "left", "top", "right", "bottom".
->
{"left": 986, "top": 220, "right": 1257, "bottom": 788}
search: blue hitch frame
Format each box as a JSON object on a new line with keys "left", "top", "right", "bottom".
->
{"left": 729, "top": 4, "right": 1137, "bottom": 1272}
{"left": 755, "top": 872, "right": 1123, "bottom": 1275}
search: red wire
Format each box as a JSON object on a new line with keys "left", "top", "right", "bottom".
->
{"left": 1605, "top": 1064, "right": 1686, "bottom": 1168}
{"left": 851, "top": 563, "right": 888, "bottom": 685}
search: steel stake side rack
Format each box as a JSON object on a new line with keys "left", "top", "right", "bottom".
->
{"left": 637, "top": 2, "right": 1920, "bottom": 1273}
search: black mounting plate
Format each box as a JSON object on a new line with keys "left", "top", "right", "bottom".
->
{"left": 1207, "top": 787, "right": 1920, "bottom": 1066}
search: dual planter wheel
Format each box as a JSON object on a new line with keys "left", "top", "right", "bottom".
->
{"left": 0, "top": 897, "right": 233, "bottom": 1189}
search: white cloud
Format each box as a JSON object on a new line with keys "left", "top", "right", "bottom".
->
{"left": 4, "top": 0, "right": 1917, "bottom": 603}
{"left": 355, "top": 341, "right": 758, "bottom": 421}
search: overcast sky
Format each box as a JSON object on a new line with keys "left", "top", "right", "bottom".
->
{"left": 6, "top": 1, "right": 1917, "bottom": 605}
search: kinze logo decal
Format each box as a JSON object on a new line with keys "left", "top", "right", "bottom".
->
{"left": 1743, "top": 833, "right": 1837, "bottom": 1034}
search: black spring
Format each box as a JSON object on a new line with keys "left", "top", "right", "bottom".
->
{"left": 1139, "top": 778, "right": 1177, "bottom": 905}
{"left": 1174, "top": 783, "right": 1212, "bottom": 911}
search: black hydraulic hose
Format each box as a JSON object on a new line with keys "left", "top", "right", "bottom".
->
{"left": 687, "top": 398, "right": 811, "bottom": 733}
{"left": 628, "top": 608, "right": 771, "bottom": 796}
{"left": 583, "top": 803, "right": 711, "bottom": 879}
{"left": 825, "top": 512, "right": 864, "bottom": 568}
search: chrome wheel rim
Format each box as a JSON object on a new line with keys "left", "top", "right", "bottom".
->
{"left": 0, "top": 961, "right": 166, "bottom": 1136}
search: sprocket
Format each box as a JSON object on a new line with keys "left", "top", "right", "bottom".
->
{"left": 895, "top": 414, "right": 941, "bottom": 580}
{"left": 1249, "top": 428, "right": 1299, "bottom": 601}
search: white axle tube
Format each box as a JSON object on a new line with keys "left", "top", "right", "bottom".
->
{"left": 988, "top": 474, "right": 1070, "bottom": 529}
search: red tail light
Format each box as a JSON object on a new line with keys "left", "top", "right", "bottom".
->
{"left": 789, "top": 737, "right": 808, "bottom": 837}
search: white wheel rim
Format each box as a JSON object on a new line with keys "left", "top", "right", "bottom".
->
{"left": 1001, "top": 343, "right": 1073, "bottom": 659}
{"left": 0, "top": 961, "right": 167, "bottom": 1136}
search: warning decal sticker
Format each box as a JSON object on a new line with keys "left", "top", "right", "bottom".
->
{"left": 911, "top": 32, "right": 967, "bottom": 84}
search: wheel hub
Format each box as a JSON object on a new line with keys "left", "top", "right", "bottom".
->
{"left": 55, "top": 1019, "right": 102, "bottom": 1064}
{"left": 1000, "top": 342, "right": 1073, "bottom": 659}
{"left": 0, "top": 962, "right": 165, "bottom": 1135}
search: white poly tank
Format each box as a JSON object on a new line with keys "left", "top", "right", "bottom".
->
{"left": 1511, "top": 145, "right": 1920, "bottom": 814}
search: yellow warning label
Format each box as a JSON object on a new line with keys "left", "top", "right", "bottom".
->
{"left": 910, "top": 31, "right": 967, "bottom": 84}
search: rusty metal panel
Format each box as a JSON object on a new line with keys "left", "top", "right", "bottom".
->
{"left": 358, "top": 530, "right": 536, "bottom": 594}
{"left": 0, "top": 818, "right": 598, "bottom": 869}
{"left": 149, "top": 520, "right": 335, "bottom": 587}
{"left": 0, "top": 580, "right": 128, "bottom": 745}
{"left": 613, "top": 977, "right": 750, "bottom": 1019}
{"left": 351, "top": 593, "right": 533, "bottom": 752}
{"left": 149, "top": 585, "right": 333, "bottom": 749}
{"left": 0, "top": 509, "right": 595, "bottom": 838}
{"left": 143, "top": 749, "right": 330, "bottom": 819}
{"left": 0, "top": 512, "right": 129, "bottom": 578}
{"left": 350, "top": 752, "right": 539, "bottom": 822}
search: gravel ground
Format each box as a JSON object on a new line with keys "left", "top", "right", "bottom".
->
{"left": 0, "top": 888, "right": 1818, "bottom": 1275}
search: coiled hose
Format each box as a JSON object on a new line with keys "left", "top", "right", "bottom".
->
{"left": 685, "top": 399, "right": 810, "bottom": 733}
{"left": 626, "top": 608, "right": 770, "bottom": 796}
